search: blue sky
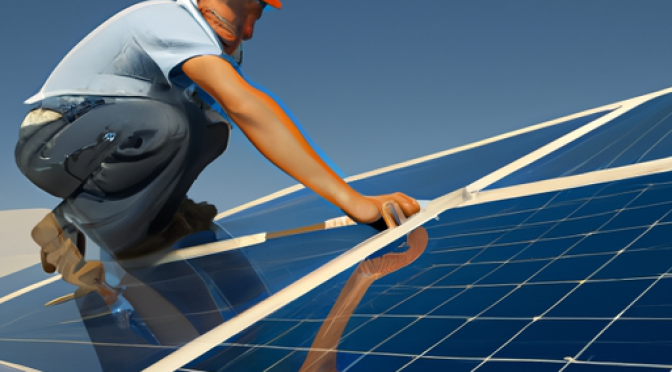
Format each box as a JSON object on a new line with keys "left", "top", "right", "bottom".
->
{"left": 2, "top": 1, "right": 672, "bottom": 214}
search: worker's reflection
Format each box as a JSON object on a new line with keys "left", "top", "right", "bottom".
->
{"left": 300, "top": 226, "right": 429, "bottom": 372}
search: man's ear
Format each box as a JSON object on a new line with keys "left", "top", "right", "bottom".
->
{"left": 198, "top": 3, "right": 238, "bottom": 44}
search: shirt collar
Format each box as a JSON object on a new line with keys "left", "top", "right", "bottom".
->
{"left": 177, "top": 0, "right": 223, "bottom": 51}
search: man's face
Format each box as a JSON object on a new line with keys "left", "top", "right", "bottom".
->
{"left": 199, "top": 0, "right": 265, "bottom": 55}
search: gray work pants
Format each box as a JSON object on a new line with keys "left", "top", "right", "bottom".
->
{"left": 15, "top": 94, "right": 230, "bottom": 258}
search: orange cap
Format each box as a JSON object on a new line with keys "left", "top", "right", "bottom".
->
{"left": 261, "top": 0, "right": 282, "bottom": 9}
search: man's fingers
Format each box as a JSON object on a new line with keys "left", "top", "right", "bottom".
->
{"left": 361, "top": 193, "right": 421, "bottom": 228}
{"left": 400, "top": 199, "right": 420, "bottom": 217}
{"left": 390, "top": 193, "right": 421, "bottom": 218}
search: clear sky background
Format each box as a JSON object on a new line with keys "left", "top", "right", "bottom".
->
{"left": 1, "top": 1, "right": 672, "bottom": 214}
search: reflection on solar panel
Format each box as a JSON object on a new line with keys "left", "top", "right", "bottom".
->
{"left": 2, "top": 87, "right": 672, "bottom": 372}
{"left": 202, "top": 172, "right": 672, "bottom": 372}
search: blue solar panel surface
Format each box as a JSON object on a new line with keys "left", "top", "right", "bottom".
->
{"left": 187, "top": 171, "right": 672, "bottom": 372}
{"left": 491, "top": 93, "right": 672, "bottom": 189}
{"left": 1, "top": 91, "right": 672, "bottom": 372}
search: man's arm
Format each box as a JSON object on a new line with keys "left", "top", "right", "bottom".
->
{"left": 182, "top": 55, "right": 419, "bottom": 223}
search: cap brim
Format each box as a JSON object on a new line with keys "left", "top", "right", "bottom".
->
{"left": 263, "top": 0, "right": 282, "bottom": 9}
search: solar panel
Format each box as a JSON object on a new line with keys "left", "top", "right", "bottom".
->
{"left": 180, "top": 171, "right": 672, "bottom": 372}
{"left": 1, "top": 88, "right": 672, "bottom": 372}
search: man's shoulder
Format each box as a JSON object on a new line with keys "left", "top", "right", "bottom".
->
{"left": 111, "top": 0, "right": 214, "bottom": 42}
{"left": 109, "top": 0, "right": 195, "bottom": 26}
{"left": 86, "top": 0, "right": 214, "bottom": 52}
{"left": 25, "top": 0, "right": 219, "bottom": 104}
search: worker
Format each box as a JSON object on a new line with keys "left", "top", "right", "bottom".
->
{"left": 16, "top": 0, "right": 420, "bottom": 293}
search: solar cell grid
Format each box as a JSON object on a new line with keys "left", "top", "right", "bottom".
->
{"left": 580, "top": 319, "right": 672, "bottom": 365}
{"left": 512, "top": 236, "right": 583, "bottom": 260}
{"left": 622, "top": 277, "right": 672, "bottom": 318}
{"left": 373, "top": 318, "right": 465, "bottom": 355}
{"left": 566, "top": 228, "right": 645, "bottom": 255}
{"left": 469, "top": 242, "right": 530, "bottom": 262}
{"left": 481, "top": 283, "right": 576, "bottom": 318}
{"left": 185, "top": 170, "right": 672, "bottom": 372}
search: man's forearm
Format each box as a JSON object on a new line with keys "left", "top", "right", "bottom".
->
{"left": 182, "top": 55, "right": 380, "bottom": 222}
{"left": 227, "top": 88, "right": 367, "bottom": 217}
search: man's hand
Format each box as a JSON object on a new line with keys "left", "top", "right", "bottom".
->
{"left": 343, "top": 192, "right": 421, "bottom": 225}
